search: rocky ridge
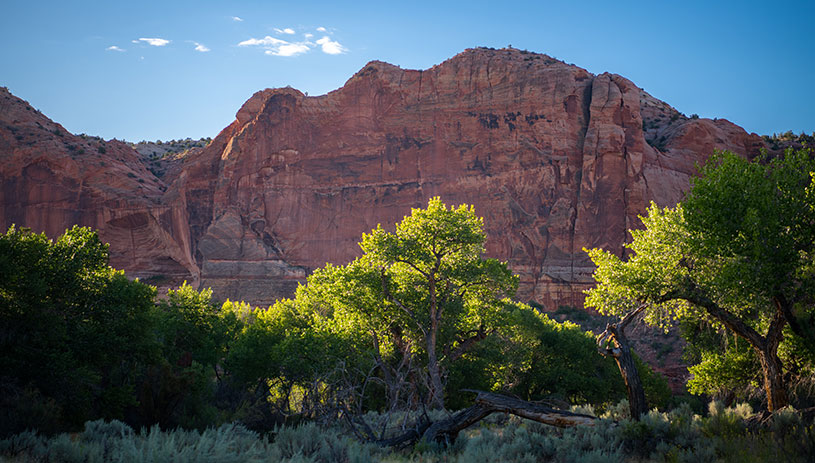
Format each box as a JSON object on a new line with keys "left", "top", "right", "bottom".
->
{"left": 1, "top": 47, "right": 765, "bottom": 334}
{"left": 0, "top": 87, "right": 197, "bottom": 286}
{"left": 171, "top": 48, "right": 763, "bottom": 310}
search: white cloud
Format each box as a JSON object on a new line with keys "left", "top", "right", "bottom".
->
{"left": 192, "top": 42, "right": 210, "bottom": 52}
{"left": 231, "top": 16, "right": 243, "bottom": 22}
{"left": 274, "top": 27, "right": 296, "bottom": 35}
{"left": 135, "top": 37, "right": 170, "bottom": 47}
{"left": 316, "top": 26, "right": 327, "bottom": 32}
{"left": 271, "top": 43, "right": 310, "bottom": 56}
{"left": 106, "top": 45, "right": 125, "bottom": 52}
{"left": 240, "top": 31, "right": 346, "bottom": 57}
{"left": 316, "top": 36, "right": 346, "bottom": 55}
{"left": 239, "top": 35, "right": 311, "bottom": 56}
{"left": 238, "top": 36, "right": 287, "bottom": 47}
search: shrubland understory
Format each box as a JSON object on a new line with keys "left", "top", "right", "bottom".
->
{"left": 2, "top": 402, "right": 813, "bottom": 462}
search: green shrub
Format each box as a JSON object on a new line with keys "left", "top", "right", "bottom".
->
{"left": 2, "top": 405, "right": 814, "bottom": 462}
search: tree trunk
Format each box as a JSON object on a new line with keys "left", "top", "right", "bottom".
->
{"left": 609, "top": 334, "right": 648, "bottom": 419}
{"left": 426, "top": 333, "right": 445, "bottom": 410}
{"left": 757, "top": 346, "right": 789, "bottom": 411}
{"left": 676, "top": 282, "right": 790, "bottom": 412}
{"left": 426, "top": 275, "right": 445, "bottom": 410}
{"left": 597, "top": 305, "right": 648, "bottom": 420}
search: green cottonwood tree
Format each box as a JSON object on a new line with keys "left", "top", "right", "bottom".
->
{"left": 358, "top": 198, "right": 518, "bottom": 409}
{"left": 585, "top": 149, "right": 815, "bottom": 411}
{"left": 276, "top": 198, "right": 517, "bottom": 411}
{"left": 0, "top": 226, "right": 158, "bottom": 434}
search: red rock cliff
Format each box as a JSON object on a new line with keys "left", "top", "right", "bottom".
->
{"left": 0, "top": 48, "right": 764, "bottom": 309}
{"left": 0, "top": 87, "right": 197, "bottom": 286}
{"left": 167, "top": 48, "right": 763, "bottom": 307}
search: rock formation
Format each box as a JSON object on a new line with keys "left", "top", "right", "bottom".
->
{"left": 0, "top": 87, "right": 197, "bottom": 286}
{"left": 0, "top": 48, "right": 765, "bottom": 311}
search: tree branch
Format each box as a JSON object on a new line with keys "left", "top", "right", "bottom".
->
{"left": 381, "top": 274, "right": 427, "bottom": 337}
{"left": 394, "top": 258, "right": 430, "bottom": 278}
{"left": 667, "top": 279, "right": 767, "bottom": 348}
{"left": 444, "top": 326, "right": 491, "bottom": 362}
{"left": 775, "top": 293, "right": 814, "bottom": 346}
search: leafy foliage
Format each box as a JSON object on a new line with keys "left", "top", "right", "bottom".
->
{"left": 224, "top": 198, "right": 635, "bottom": 418}
{"left": 0, "top": 198, "right": 671, "bottom": 440}
{"left": 0, "top": 226, "right": 158, "bottom": 435}
{"left": 357, "top": 197, "right": 518, "bottom": 408}
{"left": 0, "top": 227, "right": 245, "bottom": 435}
{"left": 585, "top": 148, "right": 815, "bottom": 408}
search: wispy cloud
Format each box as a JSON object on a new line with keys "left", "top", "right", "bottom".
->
{"left": 238, "top": 36, "right": 287, "bottom": 47}
{"left": 134, "top": 37, "right": 170, "bottom": 47}
{"left": 316, "top": 36, "right": 346, "bottom": 55}
{"left": 239, "top": 28, "right": 347, "bottom": 57}
{"left": 239, "top": 36, "right": 309, "bottom": 56}
{"left": 231, "top": 16, "right": 243, "bottom": 22}
{"left": 192, "top": 41, "right": 210, "bottom": 52}
{"left": 106, "top": 45, "right": 125, "bottom": 52}
{"left": 316, "top": 26, "right": 327, "bottom": 32}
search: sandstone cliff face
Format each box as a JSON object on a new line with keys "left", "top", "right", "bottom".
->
{"left": 167, "top": 48, "right": 763, "bottom": 308}
{"left": 0, "top": 87, "right": 197, "bottom": 287}
{"left": 0, "top": 48, "right": 764, "bottom": 310}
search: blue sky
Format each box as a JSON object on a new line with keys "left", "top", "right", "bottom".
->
{"left": 2, "top": 0, "right": 813, "bottom": 142}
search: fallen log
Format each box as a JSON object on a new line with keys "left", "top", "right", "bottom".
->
{"left": 473, "top": 391, "right": 598, "bottom": 427}
{"left": 374, "top": 390, "right": 598, "bottom": 447}
{"left": 420, "top": 404, "right": 493, "bottom": 444}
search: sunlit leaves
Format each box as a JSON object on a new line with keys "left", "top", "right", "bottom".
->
{"left": 584, "top": 203, "right": 689, "bottom": 329}
{"left": 584, "top": 148, "right": 815, "bottom": 399}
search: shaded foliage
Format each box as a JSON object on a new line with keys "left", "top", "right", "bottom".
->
{"left": 0, "top": 226, "right": 158, "bottom": 436}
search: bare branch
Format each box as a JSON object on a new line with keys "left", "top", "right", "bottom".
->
{"left": 444, "top": 326, "right": 491, "bottom": 362}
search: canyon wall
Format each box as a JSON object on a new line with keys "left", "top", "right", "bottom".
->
{"left": 0, "top": 48, "right": 765, "bottom": 310}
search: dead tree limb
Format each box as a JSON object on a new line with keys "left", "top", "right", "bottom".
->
{"left": 373, "top": 390, "right": 598, "bottom": 447}
{"left": 420, "top": 404, "right": 494, "bottom": 444}
{"left": 597, "top": 303, "right": 648, "bottom": 419}
{"left": 473, "top": 391, "right": 598, "bottom": 427}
